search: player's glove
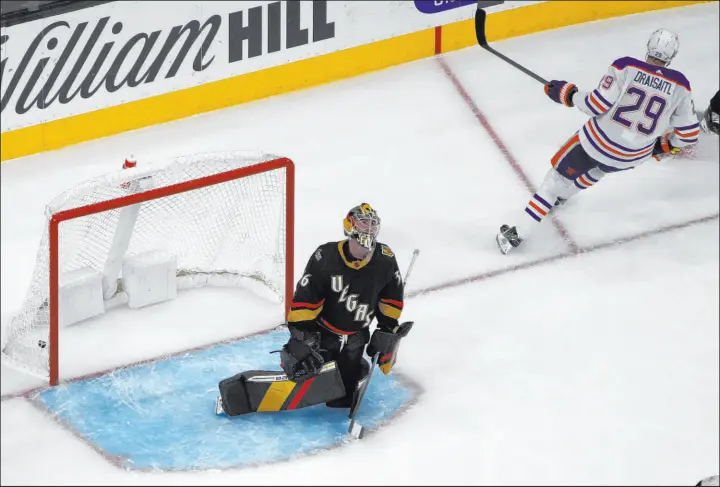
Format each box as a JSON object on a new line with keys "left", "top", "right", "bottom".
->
{"left": 367, "top": 321, "right": 413, "bottom": 375}
{"left": 279, "top": 328, "right": 324, "bottom": 381}
{"left": 652, "top": 133, "right": 680, "bottom": 161}
{"left": 544, "top": 80, "right": 578, "bottom": 107}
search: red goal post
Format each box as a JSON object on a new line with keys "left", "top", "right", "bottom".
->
{"left": 2, "top": 152, "right": 294, "bottom": 386}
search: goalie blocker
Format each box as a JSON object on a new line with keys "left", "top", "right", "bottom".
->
{"left": 368, "top": 321, "right": 414, "bottom": 375}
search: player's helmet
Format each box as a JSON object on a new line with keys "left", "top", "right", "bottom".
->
{"left": 646, "top": 28, "right": 679, "bottom": 66}
{"left": 343, "top": 203, "right": 381, "bottom": 251}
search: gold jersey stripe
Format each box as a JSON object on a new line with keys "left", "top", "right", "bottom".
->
{"left": 287, "top": 306, "right": 323, "bottom": 322}
{"left": 257, "top": 380, "right": 296, "bottom": 412}
{"left": 379, "top": 302, "right": 402, "bottom": 319}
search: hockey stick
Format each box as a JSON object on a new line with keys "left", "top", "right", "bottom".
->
{"left": 403, "top": 248, "right": 420, "bottom": 285}
{"left": 348, "top": 248, "right": 420, "bottom": 439}
{"left": 474, "top": 5, "right": 549, "bottom": 85}
{"left": 348, "top": 351, "right": 380, "bottom": 439}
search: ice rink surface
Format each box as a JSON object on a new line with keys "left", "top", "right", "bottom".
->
{"left": 2, "top": 3, "right": 718, "bottom": 485}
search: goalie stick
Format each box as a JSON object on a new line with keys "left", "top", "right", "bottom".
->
{"left": 347, "top": 248, "right": 420, "bottom": 439}
{"left": 474, "top": 4, "right": 549, "bottom": 86}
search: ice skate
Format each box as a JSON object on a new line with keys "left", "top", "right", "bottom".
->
{"left": 496, "top": 225, "right": 522, "bottom": 255}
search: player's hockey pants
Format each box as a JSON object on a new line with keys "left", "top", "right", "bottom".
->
{"left": 518, "top": 135, "right": 633, "bottom": 238}
{"left": 552, "top": 136, "right": 632, "bottom": 195}
{"left": 307, "top": 320, "right": 371, "bottom": 401}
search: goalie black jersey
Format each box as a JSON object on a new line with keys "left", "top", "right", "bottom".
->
{"left": 287, "top": 240, "right": 404, "bottom": 335}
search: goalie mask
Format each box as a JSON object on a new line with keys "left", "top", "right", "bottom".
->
{"left": 343, "top": 203, "right": 381, "bottom": 251}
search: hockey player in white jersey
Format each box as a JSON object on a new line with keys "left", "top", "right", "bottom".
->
{"left": 496, "top": 28, "right": 700, "bottom": 254}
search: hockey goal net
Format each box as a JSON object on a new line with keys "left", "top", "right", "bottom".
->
{"left": 1, "top": 152, "right": 294, "bottom": 386}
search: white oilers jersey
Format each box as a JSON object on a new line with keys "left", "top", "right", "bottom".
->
{"left": 571, "top": 56, "right": 699, "bottom": 170}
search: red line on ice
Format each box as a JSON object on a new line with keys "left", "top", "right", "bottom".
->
{"left": 435, "top": 56, "right": 579, "bottom": 252}
{"left": 3, "top": 213, "right": 716, "bottom": 401}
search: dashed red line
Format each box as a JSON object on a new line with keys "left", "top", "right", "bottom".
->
{"left": 407, "top": 213, "right": 718, "bottom": 299}
{"left": 435, "top": 56, "right": 579, "bottom": 253}
{"left": 2, "top": 213, "right": 716, "bottom": 401}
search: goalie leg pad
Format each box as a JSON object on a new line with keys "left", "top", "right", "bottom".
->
{"left": 218, "top": 361, "right": 346, "bottom": 416}
{"left": 217, "top": 371, "right": 253, "bottom": 416}
{"left": 327, "top": 355, "right": 370, "bottom": 409}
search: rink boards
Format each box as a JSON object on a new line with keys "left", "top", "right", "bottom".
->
{"left": 0, "top": 0, "right": 708, "bottom": 162}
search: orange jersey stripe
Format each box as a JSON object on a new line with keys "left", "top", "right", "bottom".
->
{"left": 674, "top": 128, "right": 700, "bottom": 137}
{"left": 589, "top": 93, "right": 607, "bottom": 112}
{"left": 587, "top": 121, "right": 653, "bottom": 158}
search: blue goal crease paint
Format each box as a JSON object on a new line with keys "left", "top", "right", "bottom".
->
{"left": 32, "top": 329, "right": 422, "bottom": 471}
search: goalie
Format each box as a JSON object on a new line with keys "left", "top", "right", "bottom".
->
{"left": 216, "top": 203, "right": 413, "bottom": 416}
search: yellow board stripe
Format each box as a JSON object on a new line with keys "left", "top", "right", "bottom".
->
{"left": 378, "top": 302, "right": 402, "bottom": 320}
{"left": 257, "top": 380, "right": 296, "bottom": 412}
{"left": 287, "top": 307, "right": 323, "bottom": 323}
{"left": 0, "top": 26, "right": 435, "bottom": 162}
{"left": 1, "top": 0, "right": 709, "bottom": 162}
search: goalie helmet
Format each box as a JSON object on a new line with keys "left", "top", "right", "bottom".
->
{"left": 343, "top": 203, "right": 381, "bottom": 251}
{"left": 646, "top": 28, "right": 679, "bottom": 66}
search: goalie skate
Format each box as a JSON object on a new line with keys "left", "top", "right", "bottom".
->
{"left": 496, "top": 225, "right": 522, "bottom": 255}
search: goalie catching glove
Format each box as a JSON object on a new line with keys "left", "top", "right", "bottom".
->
{"left": 366, "top": 321, "right": 414, "bottom": 375}
{"left": 279, "top": 327, "right": 325, "bottom": 382}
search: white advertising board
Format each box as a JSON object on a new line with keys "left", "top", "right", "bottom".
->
{"left": 0, "top": 1, "right": 537, "bottom": 132}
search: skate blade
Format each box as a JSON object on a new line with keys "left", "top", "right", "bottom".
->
{"left": 496, "top": 232, "right": 513, "bottom": 255}
{"left": 348, "top": 419, "right": 366, "bottom": 439}
{"left": 215, "top": 396, "right": 225, "bottom": 416}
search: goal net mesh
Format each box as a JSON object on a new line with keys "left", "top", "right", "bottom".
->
{"left": 2, "top": 152, "right": 290, "bottom": 380}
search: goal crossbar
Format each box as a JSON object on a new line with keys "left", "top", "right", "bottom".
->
{"left": 43, "top": 156, "right": 295, "bottom": 385}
